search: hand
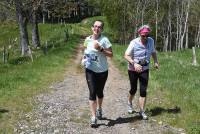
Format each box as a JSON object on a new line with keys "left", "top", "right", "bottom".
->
{"left": 94, "top": 41, "right": 101, "bottom": 51}
{"left": 134, "top": 63, "right": 143, "bottom": 73}
{"left": 154, "top": 62, "right": 159, "bottom": 69}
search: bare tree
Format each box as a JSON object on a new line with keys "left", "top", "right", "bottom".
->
{"left": 15, "top": 0, "right": 29, "bottom": 56}
{"left": 195, "top": 23, "right": 200, "bottom": 47}
{"left": 31, "top": 0, "right": 41, "bottom": 48}
{"left": 162, "top": 0, "right": 172, "bottom": 52}
{"left": 191, "top": 0, "right": 200, "bottom": 48}
{"left": 155, "top": 0, "right": 159, "bottom": 47}
{"left": 180, "top": 0, "right": 190, "bottom": 49}
{"left": 175, "top": 0, "right": 190, "bottom": 50}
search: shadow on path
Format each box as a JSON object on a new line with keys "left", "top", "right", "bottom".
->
{"left": 97, "top": 115, "right": 141, "bottom": 127}
{"left": 0, "top": 108, "right": 9, "bottom": 118}
{"left": 0, "top": 108, "right": 9, "bottom": 114}
{"left": 149, "top": 106, "right": 181, "bottom": 116}
{"left": 92, "top": 106, "right": 181, "bottom": 128}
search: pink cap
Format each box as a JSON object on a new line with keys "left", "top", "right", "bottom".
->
{"left": 138, "top": 25, "right": 151, "bottom": 35}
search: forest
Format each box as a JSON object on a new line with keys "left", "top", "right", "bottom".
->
{"left": 0, "top": 0, "right": 200, "bottom": 55}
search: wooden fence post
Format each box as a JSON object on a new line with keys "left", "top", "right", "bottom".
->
{"left": 64, "top": 29, "right": 69, "bottom": 42}
{"left": 44, "top": 41, "right": 48, "bottom": 55}
{"left": 2, "top": 46, "right": 9, "bottom": 63}
{"left": 3, "top": 46, "right": 6, "bottom": 63}
{"left": 192, "top": 47, "right": 198, "bottom": 66}
{"left": 28, "top": 46, "right": 33, "bottom": 62}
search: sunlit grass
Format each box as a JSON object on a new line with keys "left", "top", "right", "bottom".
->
{"left": 1, "top": 16, "right": 199, "bottom": 133}
{"left": 0, "top": 22, "right": 83, "bottom": 133}
{"left": 112, "top": 44, "right": 200, "bottom": 133}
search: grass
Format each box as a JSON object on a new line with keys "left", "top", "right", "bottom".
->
{"left": 1, "top": 16, "right": 200, "bottom": 133}
{"left": 0, "top": 17, "right": 110, "bottom": 132}
{"left": 0, "top": 22, "right": 83, "bottom": 133}
{"left": 112, "top": 44, "right": 200, "bottom": 134}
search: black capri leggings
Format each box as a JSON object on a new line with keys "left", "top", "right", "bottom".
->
{"left": 128, "top": 69, "right": 149, "bottom": 97}
{"left": 85, "top": 69, "right": 108, "bottom": 101}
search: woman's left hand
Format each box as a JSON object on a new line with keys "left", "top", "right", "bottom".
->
{"left": 154, "top": 62, "right": 159, "bottom": 69}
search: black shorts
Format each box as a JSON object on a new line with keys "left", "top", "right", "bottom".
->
{"left": 85, "top": 69, "right": 108, "bottom": 101}
{"left": 128, "top": 70, "right": 149, "bottom": 97}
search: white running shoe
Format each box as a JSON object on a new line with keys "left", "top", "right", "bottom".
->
{"left": 139, "top": 111, "right": 148, "bottom": 120}
{"left": 90, "top": 116, "right": 97, "bottom": 127}
{"left": 128, "top": 102, "right": 134, "bottom": 114}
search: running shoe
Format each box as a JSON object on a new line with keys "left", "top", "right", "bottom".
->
{"left": 90, "top": 116, "right": 97, "bottom": 127}
{"left": 139, "top": 111, "right": 148, "bottom": 120}
{"left": 96, "top": 108, "right": 102, "bottom": 119}
{"left": 128, "top": 102, "right": 134, "bottom": 114}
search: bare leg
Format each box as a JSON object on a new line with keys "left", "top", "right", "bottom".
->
{"left": 97, "top": 97, "right": 103, "bottom": 109}
{"left": 89, "top": 100, "right": 97, "bottom": 117}
{"left": 139, "top": 97, "right": 146, "bottom": 111}
{"left": 127, "top": 94, "right": 135, "bottom": 113}
{"left": 128, "top": 94, "right": 134, "bottom": 104}
{"left": 138, "top": 96, "right": 148, "bottom": 119}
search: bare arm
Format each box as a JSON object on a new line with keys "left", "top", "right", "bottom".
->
{"left": 124, "top": 53, "right": 134, "bottom": 65}
{"left": 152, "top": 52, "right": 159, "bottom": 69}
{"left": 124, "top": 53, "right": 142, "bottom": 72}
{"left": 102, "top": 47, "right": 113, "bottom": 57}
{"left": 94, "top": 42, "right": 113, "bottom": 57}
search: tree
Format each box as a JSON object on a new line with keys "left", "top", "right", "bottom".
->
{"left": 88, "top": 0, "right": 200, "bottom": 52}
{"left": 31, "top": 0, "right": 41, "bottom": 48}
{"left": 15, "top": 0, "right": 29, "bottom": 56}
{"left": 190, "top": 0, "right": 200, "bottom": 47}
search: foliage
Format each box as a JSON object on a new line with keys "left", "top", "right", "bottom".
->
{"left": 80, "top": 16, "right": 114, "bottom": 41}
{"left": 87, "top": 0, "right": 200, "bottom": 51}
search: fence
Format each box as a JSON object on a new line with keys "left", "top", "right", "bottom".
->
{"left": 0, "top": 24, "right": 76, "bottom": 65}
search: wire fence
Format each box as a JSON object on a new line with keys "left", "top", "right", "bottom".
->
{"left": 0, "top": 24, "right": 76, "bottom": 65}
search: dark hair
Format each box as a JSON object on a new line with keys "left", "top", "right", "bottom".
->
{"left": 93, "top": 20, "right": 104, "bottom": 29}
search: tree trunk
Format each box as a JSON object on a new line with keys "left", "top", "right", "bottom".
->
{"left": 176, "top": 5, "right": 179, "bottom": 51}
{"left": 180, "top": 0, "right": 190, "bottom": 50}
{"left": 192, "top": 47, "right": 198, "bottom": 66}
{"left": 163, "top": 35, "right": 168, "bottom": 52}
{"left": 42, "top": 11, "right": 45, "bottom": 24}
{"left": 141, "top": 0, "right": 147, "bottom": 26}
{"left": 32, "top": 9, "right": 40, "bottom": 48}
{"left": 185, "top": 25, "right": 188, "bottom": 49}
{"left": 155, "top": 0, "right": 159, "bottom": 47}
{"left": 15, "top": 0, "right": 29, "bottom": 56}
{"left": 134, "top": 0, "right": 141, "bottom": 38}
{"left": 168, "top": 0, "right": 172, "bottom": 51}
{"left": 195, "top": 23, "right": 200, "bottom": 47}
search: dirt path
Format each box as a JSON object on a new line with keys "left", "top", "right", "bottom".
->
{"left": 15, "top": 43, "right": 185, "bottom": 134}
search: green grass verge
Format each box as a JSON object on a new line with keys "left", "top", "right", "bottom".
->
{"left": 0, "top": 22, "right": 82, "bottom": 133}
{"left": 2, "top": 16, "right": 199, "bottom": 134}
{"left": 112, "top": 44, "right": 200, "bottom": 134}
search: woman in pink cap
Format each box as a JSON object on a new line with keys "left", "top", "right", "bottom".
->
{"left": 124, "top": 25, "right": 159, "bottom": 120}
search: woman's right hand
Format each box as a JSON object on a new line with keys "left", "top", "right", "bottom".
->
{"left": 134, "top": 63, "right": 142, "bottom": 72}
{"left": 94, "top": 41, "right": 101, "bottom": 51}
